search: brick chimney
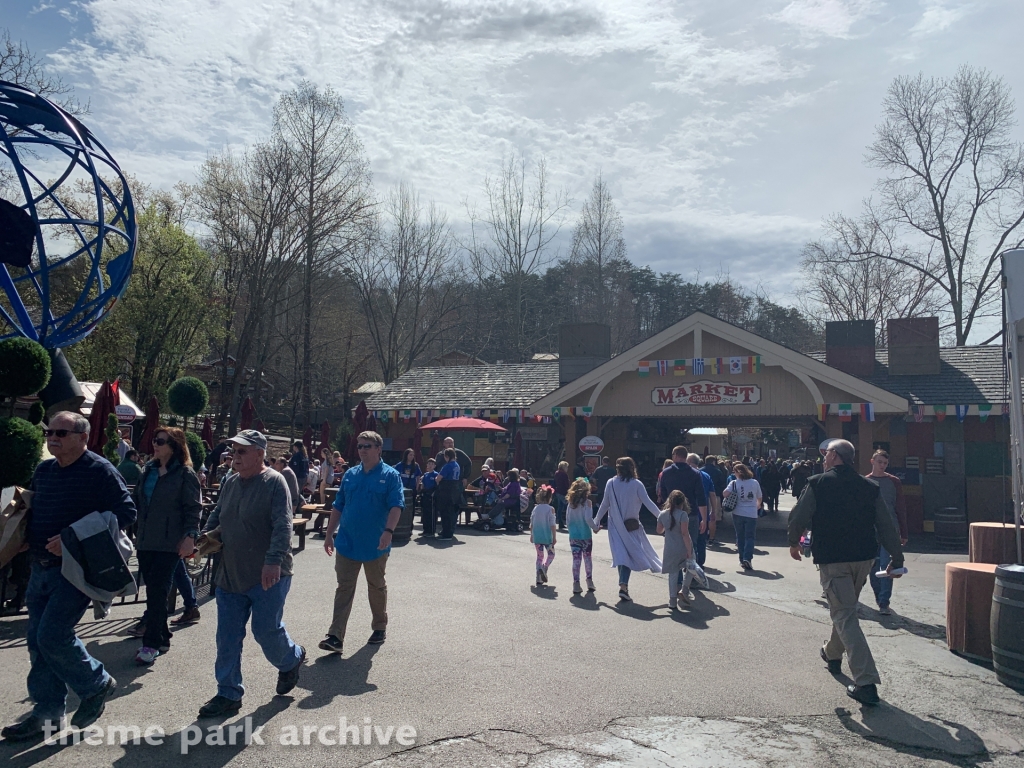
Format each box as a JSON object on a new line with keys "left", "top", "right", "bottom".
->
{"left": 558, "top": 323, "right": 611, "bottom": 386}
{"left": 825, "top": 320, "right": 876, "bottom": 377}
{"left": 886, "top": 317, "right": 940, "bottom": 375}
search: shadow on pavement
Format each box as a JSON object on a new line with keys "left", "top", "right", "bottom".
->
{"left": 296, "top": 644, "right": 380, "bottom": 709}
{"left": 529, "top": 585, "right": 558, "bottom": 600}
{"left": 568, "top": 593, "right": 599, "bottom": 611}
{"left": 835, "top": 705, "right": 990, "bottom": 765}
{"left": 741, "top": 569, "right": 784, "bottom": 581}
{"left": 859, "top": 607, "right": 946, "bottom": 641}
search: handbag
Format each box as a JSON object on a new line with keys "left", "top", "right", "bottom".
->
{"left": 611, "top": 482, "right": 641, "bottom": 531}
{"left": 722, "top": 480, "right": 738, "bottom": 512}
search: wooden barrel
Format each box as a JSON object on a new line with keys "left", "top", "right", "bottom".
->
{"left": 992, "top": 563, "right": 1024, "bottom": 692}
{"left": 934, "top": 507, "right": 968, "bottom": 550}
{"left": 393, "top": 490, "right": 415, "bottom": 540}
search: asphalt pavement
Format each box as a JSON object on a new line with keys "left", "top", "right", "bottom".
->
{"left": 0, "top": 494, "right": 1021, "bottom": 767}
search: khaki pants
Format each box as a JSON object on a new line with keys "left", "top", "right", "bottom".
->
{"left": 819, "top": 560, "right": 880, "bottom": 686}
{"left": 328, "top": 554, "right": 389, "bottom": 641}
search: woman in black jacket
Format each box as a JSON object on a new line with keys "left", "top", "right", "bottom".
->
{"left": 131, "top": 426, "right": 202, "bottom": 665}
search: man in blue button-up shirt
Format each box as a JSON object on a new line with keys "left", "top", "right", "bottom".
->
{"left": 319, "top": 431, "right": 404, "bottom": 655}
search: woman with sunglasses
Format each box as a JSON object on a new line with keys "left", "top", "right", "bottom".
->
{"left": 130, "top": 427, "right": 203, "bottom": 665}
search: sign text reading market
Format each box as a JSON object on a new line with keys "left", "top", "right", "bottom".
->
{"left": 651, "top": 380, "right": 761, "bottom": 406}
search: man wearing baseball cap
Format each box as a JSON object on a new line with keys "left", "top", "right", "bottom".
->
{"left": 198, "top": 430, "right": 305, "bottom": 718}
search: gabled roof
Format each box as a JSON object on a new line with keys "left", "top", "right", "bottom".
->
{"left": 364, "top": 363, "right": 559, "bottom": 411}
{"left": 529, "top": 311, "right": 908, "bottom": 413}
{"left": 807, "top": 346, "right": 1006, "bottom": 405}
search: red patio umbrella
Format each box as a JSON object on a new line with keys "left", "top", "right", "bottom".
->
{"left": 137, "top": 395, "right": 160, "bottom": 455}
{"left": 317, "top": 419, "right": 331, "bottom": 459}
{"left": 87, "top": 380, "right": 116, "bottom": 453}
{"left": 418, "top": 417, "right": 507, "bottom": 432}
{"left": 201, "top": 417, "right": 214, "bottom": 450}
{"left": 347, "top": 401, "right": 368, "bottom": 464}
{"left": 239, "top": 396, "right": 256, "bottom": 430}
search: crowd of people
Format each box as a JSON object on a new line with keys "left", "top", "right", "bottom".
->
{"left": 0, "top": 416, "right": 909, "bottom": 740}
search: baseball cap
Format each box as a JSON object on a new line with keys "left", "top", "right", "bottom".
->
{"left": 228, "top": 429, "right": 267, "bottom": 450}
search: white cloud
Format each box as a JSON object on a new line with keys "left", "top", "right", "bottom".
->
{"left": 772, "top": 0, "right": 882, "bottom": 39}
{"left": 910, "top": 0, "right": 973, "bottom": 36}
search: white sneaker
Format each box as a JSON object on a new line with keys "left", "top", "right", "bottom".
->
{"left": 135, "top": 646, "right": 160, "bottom": 665}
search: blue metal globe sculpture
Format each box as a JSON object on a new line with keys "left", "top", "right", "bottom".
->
{"left": 0, "top": 79, "right": 135, "bottom": 347}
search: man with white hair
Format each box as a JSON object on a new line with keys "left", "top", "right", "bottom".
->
{"left": 788, "top": 438, "right": 905, "bottom": 706}
{"left": 2, "top": 411, "right": 136, "bottom": 741}
{"left": 198, "top": 430, "right": 305, "bottom": 718}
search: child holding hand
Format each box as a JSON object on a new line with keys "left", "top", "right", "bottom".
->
{"left": 565, "top": 478, "right": 598, "bottom": 594}
{"left": 530, "top": 485, "right": 557, "bottom": 586}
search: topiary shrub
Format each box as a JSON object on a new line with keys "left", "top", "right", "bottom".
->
{"left": 0, "top": 338, "right": 51, "bottom": 400}
{"left": 27, "top": 401, "right": 44, "bottom": 425}
{"left": 0, "top": 417, "right": 43, "bottom": 487}
{"left": 104, "top": 413, "right": 120, "bottom": 463}
{"left": 185, "top": 430, "right": 206, "bottom": 468}
{"left": 167, "top": 377, "right": 209, "bottom": 421}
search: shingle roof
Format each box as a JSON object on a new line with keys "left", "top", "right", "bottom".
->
{"left": 363, "top": 363, "right": 560, "bottom": 411}
{"left": 808, "top": 346, "right": 1007, "bottom": 405}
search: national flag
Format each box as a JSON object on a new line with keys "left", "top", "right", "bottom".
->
{"left": 673, "top": 359, "right": 687, "bottom": 376}
{"left": 749, "top": 356, "right": 761, "bottom": 373}
{"left": 581, "top": 406, "right": 593, "bottom": 420}
{"left": 542, "top": 416, "right": 551, "bottom": 424}
{"left": 933, "top": 404, "right": 946, "bottom": 422}
{"left": 817, "top": 403, "right": 829, "bottom": 421}
{"left": 464, "top": 409, "right": 473, "bottom": 417}
{"left": 978, "top": 404, "right": 992, "bottom": 422}
{"left": 859, "top": 402, "right": 874, "bottom": 422}
{"left": 552, "top": 407, "right": 561, "bottom": 419}
{"left": 955, "top": 405, "right": 969, "bottom": 422}
{"left": 657, "top": 360, "right": 669, "bottom": 376}
{"left": 729, "top": 357, "right": 743, "bottom": 374}
{"left": 837, "top": 403, "right": 853, "bottom": 422}
{"left": 638, "top": 361, "right": 650, "bottom": 377}
{"left": 403, "top": 410, "right": 412, "bottom": 421}
{"left": 912, "top": 405, "right": 924, "bottom": 423}
{"left": 692, "top": 358, "right": 705, "bottom": 375}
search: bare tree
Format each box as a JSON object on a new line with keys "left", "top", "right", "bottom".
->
{"left": 194, "top": 137, "right": 303, "bottom": 435}
{"left": 467, "top": 151, "right": 571, "bottom": 362}
{"left": 568, "top": 172, "right": 626, "bottom": 315}
{"left": 813, "top": 66, "right": 1024, "bottom": 345}
{"left": 0, "top": 28, "right": 86, "bottom": 114}
{"left": 273, "top": 82, "right": 374, "bottom": 424}
{"left": 800, "top": 217, "right": 945, "bottom": 344}
{"left": 351, "top": 183, "right": 464, "bottom": 383}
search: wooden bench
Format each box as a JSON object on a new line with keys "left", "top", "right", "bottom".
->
{"left": 293, "top": 517, "right": 310, "bottom": 552}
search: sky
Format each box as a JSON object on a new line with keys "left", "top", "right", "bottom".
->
{"left": 5, "top": 0, "right": 1024, "bottom": 306}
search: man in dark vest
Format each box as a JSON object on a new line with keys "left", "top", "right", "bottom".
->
{"left": 787, "top": 439, "right": 904, "bottom": 706}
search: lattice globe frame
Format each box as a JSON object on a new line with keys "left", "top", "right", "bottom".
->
{"left": 0, "top": 79, "right": 135, "bottom": 347}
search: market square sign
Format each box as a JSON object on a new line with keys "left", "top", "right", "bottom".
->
{"left": 652, "top": 380, "right": 761, "bottom": 406}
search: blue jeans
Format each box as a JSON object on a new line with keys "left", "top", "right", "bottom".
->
{"left": 173, "top": 558, "right": 197, "bottom": 609}
{"left": 617, "top": 565, "right": 631, "bottom": 585}
{"left": 25, "top": 564, "right": 110, "bottom": 720}
{"left": 688, "top": 513, "right": 707, "bottom": 566}
{"left": 869, "top": 545, "right": 893, "bottom": 607}
{"left": 214, "top": 576, "right": 303, "bottom": 701}
{"left": 733, "top": 515, "right": 757, "bottom": 563}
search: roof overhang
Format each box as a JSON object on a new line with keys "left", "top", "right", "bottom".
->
{"left": 529, "top": 312, "right": 908, "bottom": 415}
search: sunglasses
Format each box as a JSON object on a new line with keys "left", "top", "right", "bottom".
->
{"left": 43, "top": 428, "right": 85, "bottom": 438}
{"left": 356, "top": 443, "right": 378, "bottom": 450}
{"left": 152, "top": 437, "right": 170, "bottom": 446}
{"left": 233, "top": 448, "right": 250, "bottom": 456}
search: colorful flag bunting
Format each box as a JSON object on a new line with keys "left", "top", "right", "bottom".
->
{"left": 749, "top": 356, "right": 761, "bottom": 372}
{"left": 656, "top": 360, "right": 669, "bottom": 376}
{"left": 837, "top": 403, "right": 853, "bottom": 422}
{"left": 581, "top": 406, "right": 593, "bottom": 420}
{"left": 551, "top": 407, "right": 561, "bottom": 419}
{"left": 955, "top": 405, "right": 969, "bottom": 422}
{"left": 817, "top": 403, "right": 829, "bottom": 421}
{"left": 933, "top": 404, "right": 946, "bottom": 422}
{"left": 673, "top": 360, "right": 687, "bottom": 376}
{"left": 692, "top": 358, "right": 705, "bottom": 375}
{"left": 859, "top": 403, "right": 874, "bottom": 422}
{"left": 729, "top": 357, "right": 742, "bottom": 374}
{"left": 638, "top": 361, "right": 650, "bottom": 377}
{"left": 978, "top": 404, "right": 992, "bottom": 422}
{"left": 912, "top": 405, "right": 924, "bottom": 422}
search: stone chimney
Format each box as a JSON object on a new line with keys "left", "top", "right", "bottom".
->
{"left": 886, "top": 317, "right": 940, "bottom": 375}
{"left": 825, "top": 320, "right": 876, "bottom": 377}
{"left": 558, "top": 323, "right": 611, "bottom": 386}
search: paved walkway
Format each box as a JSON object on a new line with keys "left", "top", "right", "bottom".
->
{"left": 0, "top": 495, "right": 1020, "bottom": 767}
